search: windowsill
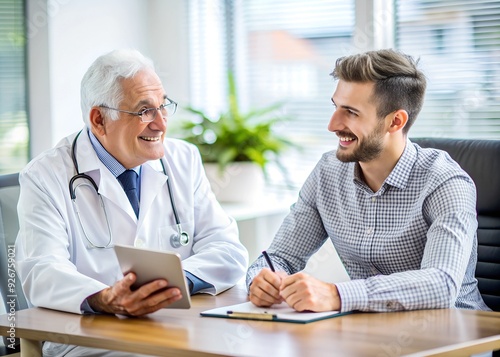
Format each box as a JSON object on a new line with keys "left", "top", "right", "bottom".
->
{"left": 220, "top": 193, "right": 295, "bottom": 221}
{"left": 219, "top": 192, "right": 295, "bottom": 262}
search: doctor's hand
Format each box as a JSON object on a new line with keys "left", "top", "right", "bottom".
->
{"left": 87, "top": 272, "right": 183, "bottom": 316}
{"left": 248, "top": 268, "right": 287, "bottom": 307}
{"left": 279, "top": 272, "right": 341, "bottom": 312}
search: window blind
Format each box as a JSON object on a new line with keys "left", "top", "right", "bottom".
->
{"left": 186, "top": 0, "right": 355, "bottom": 190}
{"left": 0, "top": 0, "right": 28, "bottom": 174}
{"left": 187, "top": 1, "right": 500, "bottom": 191}
{"left": 395, "top": 0, "right": 500, "bottom": 139}
{"left": 187, "top": 0, "right": 229, "bottom": 118}
{"left": 240, "top": 0, "right": 355, "bottom": 189}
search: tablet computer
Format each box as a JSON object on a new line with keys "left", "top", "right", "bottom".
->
{"left": 113, "top": 244, "right": 191, "bottom": 309}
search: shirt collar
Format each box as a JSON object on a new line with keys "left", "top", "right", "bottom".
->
{"left": 384, "top": 138, "right": 416, "bottom": 190}
{"left": 88, "top": 129, "right": 141, "bottom": 178}
{"left": 353, "top": 138, "right": 416, "bottom": 191}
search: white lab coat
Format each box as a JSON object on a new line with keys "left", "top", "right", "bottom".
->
{"left": 15, "top": 129, "right": 248, "bottom": 314}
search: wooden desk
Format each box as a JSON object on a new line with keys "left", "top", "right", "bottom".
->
{"left": 1, "top": 285, "right": 499, "bottom": 357}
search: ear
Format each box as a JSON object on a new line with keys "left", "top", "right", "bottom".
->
{"left": 387, "top": 109, "right": 408, "bottom": 133}
{"left": 89, "top": 107, "right": 107, "bottom": 136}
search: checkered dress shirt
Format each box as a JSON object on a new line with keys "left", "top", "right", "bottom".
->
{"left": 247, "top": 140, "right": 491, "bottom": 312}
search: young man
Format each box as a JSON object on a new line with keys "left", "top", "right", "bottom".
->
{"left": 16, "top": 49, "right": 248, "bottom": 356}
{"left": 247, "top": 49, "right": 490, "bottom": 313}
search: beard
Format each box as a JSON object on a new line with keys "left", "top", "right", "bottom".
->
{"left": 336, "top": 123, "right": 385, "bottom": 163}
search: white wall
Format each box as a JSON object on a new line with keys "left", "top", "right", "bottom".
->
{"left": 27, "top": 0, "right": 189, "bottom": 157}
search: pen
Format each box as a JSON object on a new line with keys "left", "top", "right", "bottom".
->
{"left": 262, "top": 250, "right": 276, "bottom": 272}
{"left": 227, "top": 311, "right": 277, "bottom": 320}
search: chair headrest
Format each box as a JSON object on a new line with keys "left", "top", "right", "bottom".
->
{"left": 411, "top": 138, "right": 500, "bottom": 215}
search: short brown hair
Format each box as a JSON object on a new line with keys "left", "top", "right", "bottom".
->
{"left": 331, "top": 49, "right": 426, "bottom": 134}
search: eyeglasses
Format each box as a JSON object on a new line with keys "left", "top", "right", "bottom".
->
{"left": 100, "top": 98, "right": 177, "bottom": 123}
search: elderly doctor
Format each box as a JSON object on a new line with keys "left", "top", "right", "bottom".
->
{"left": 16, "top": 49, "right": 248, "bottom": 356}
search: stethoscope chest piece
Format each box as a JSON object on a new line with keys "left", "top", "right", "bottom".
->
{"left": 170, "top": 224, "right": 190, "bottom": 248}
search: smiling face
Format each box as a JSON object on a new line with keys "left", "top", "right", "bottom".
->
{"left": 328, "top": 80, "right": 388, "bottom": 163}
{"left": 91, "top": 69, "right": 168, "bottom": 169}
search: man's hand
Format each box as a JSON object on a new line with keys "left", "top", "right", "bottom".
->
{"left": 87, "top": 272, "right": 182, "bottom": 316}
{"left": 248, "top": 268, "right": 287, "bottom": 307}
{"left": 279, "top": 272, "right": 341, "bottom": 312}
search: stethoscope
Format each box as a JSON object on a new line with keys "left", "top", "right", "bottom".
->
{"left": 69, "top": 130, "right": 190, "bottom": 249}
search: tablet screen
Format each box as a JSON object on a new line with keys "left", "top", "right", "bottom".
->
{"left": 113, "top": 244, "right": 191, "bottom": 309}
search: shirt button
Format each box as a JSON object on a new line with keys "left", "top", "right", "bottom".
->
{"left": 366, "top": 228, "right": 373, "bottom": 235}
{"left": 386, "top": 302, "right": 394, "bottom": 309}
{"left": 135, "top": 239, "right": 145, "bottom": 247}
{"left": 371, "top": 197, "right": 376, "bottom": 202}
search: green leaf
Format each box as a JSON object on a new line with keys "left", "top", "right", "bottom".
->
{"left": 173, "top": 71, "right": 300, "bottom": 175}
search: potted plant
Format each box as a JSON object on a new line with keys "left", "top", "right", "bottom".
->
{"left": 175, "top": 72, "right": 296, "bottom": 203}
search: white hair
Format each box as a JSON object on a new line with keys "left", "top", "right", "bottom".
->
{"left": 80, "top": 49, "right": 155, "bottom": 126}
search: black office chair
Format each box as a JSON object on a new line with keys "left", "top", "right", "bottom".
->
{"left": 0, "top": 173, "right": 27, "bottom": 356}
{"left": 412, "top": 138, "right": 500, "bottom": 312}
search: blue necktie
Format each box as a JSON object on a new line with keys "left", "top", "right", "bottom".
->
{"left": 117, "top": 170, "right": 139, "bottom": 217}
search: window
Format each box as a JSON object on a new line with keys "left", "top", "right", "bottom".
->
{"left": 0, "top": 0, "right": 28, "bottom": 175}
{"left": 241, "top": 0, "right": 355, "bottom": 189}
{"left": 186, "top": 0, "right": 500, "bottom": 192}
{"left": 395, "top": 0, "right": 500, "bottom": 139}
{"left": 187, "top": 0, "right": 355, "bottom": 190}
{"left": 187, "top": 0, "right": 230, "bottom": 118}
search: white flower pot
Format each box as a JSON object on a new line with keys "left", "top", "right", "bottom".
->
{"left": 203, "top": 162, "right": 265, "bottom": 203}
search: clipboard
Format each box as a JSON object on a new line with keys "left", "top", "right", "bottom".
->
{"left": 200, "top": 301, "right": 350, "bottom": 324}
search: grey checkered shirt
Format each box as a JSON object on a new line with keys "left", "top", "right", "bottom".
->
{"left": 247, "top": 140, "right": 491, "bottom": 312}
